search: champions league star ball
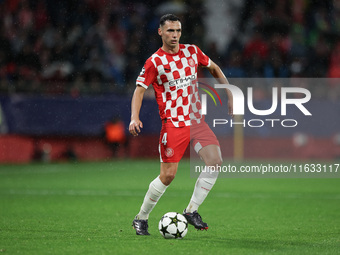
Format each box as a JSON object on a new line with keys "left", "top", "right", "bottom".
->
{"left": 158, "top": 212, "right": 188, "bottom": 239}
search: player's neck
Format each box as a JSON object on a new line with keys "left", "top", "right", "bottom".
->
{"left": 161, "top": 44, "right": 180, "bottom": 54}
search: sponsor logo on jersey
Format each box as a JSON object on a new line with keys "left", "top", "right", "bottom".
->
{"left": 169, "top": 74, "right": 197, "bottom": 90}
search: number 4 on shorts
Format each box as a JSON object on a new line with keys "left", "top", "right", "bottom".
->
{"left": 162, "top": 133, "right": 167, "bottom": 145}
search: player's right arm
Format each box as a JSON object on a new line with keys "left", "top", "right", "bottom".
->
{"left": 129, "top": 85, "right": 146, "bottom": 136}
{"left": 129, "top": 57, "right": 157, "bottom": 136}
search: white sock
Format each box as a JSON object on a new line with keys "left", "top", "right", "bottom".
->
{"left": 137, "top": 176, "right": 167, "bottom": 220}
{"left": 186, "top": 169, "right": 219, "bottom": 213}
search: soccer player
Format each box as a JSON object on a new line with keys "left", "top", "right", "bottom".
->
{"left": 129, "top": 14, "right": 233, "bottom": 235}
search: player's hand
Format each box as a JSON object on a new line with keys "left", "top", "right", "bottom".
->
{"left": 228, "top": 99, "right": 234, "bottom": 118}
{"left": 129, "top": 119, "right": 143, "bottom": 136}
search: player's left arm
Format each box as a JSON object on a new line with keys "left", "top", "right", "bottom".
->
{"left": 205, "top": 61, "right": 234, "bottom": 117}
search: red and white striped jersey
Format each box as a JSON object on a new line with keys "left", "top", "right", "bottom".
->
{"left": 136, "top": 44, "right": 211, "bottom": 127}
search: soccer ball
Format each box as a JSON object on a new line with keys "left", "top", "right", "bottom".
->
{"left": 158, "top": 212, "right": 188, "bottom": 239}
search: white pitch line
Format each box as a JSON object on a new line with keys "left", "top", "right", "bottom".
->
{"left": 0, "top": 189, "right": 339, "bottom": 200}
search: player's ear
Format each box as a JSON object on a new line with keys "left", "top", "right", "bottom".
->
{"left": 158, "top": 27, "right": 162, "bottom": 37}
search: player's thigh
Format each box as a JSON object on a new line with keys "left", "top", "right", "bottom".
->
{"left": 191, "top": 121, "right": 222, "bottom": 165}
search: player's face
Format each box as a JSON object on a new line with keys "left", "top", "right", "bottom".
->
{"left": 158, "top": 21, "right": 182, "bottom": 49}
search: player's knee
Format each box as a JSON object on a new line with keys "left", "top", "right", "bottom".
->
{"left": 160, "top": 172, "right": 176, "bottom": 186}
{"left": 164, "top": 172, "right": 176, "bottom": 185}
{"left": 205, "top": 156, "right": 223, "bottom": 168}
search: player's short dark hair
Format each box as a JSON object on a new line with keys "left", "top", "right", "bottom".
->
{"left": 159, "top": 14, "right": 181, "bottom": 27}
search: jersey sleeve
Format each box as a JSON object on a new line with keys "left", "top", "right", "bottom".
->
{"left": 136, "top": 58, "right": 157, "bottom": 89}
{"left": 195, "top": 45, "right": 211, "bottom": 68}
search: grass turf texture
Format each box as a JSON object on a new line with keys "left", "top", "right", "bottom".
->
{"left": 0, "top": 160, "right": 339, "bottom": 255}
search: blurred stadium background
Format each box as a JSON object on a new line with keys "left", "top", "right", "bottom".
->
{"left": 0, "top": 0, "right": 340, "bottom": 163}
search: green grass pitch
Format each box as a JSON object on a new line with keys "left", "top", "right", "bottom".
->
{"left": 0, "top": 160, "right": 339, "bottom": 255}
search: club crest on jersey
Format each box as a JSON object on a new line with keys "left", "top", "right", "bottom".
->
{"left": 188, "top": 58, "right": 195, "bottom": 67}
{"left": 165, "top": 147, "right": 174, "bottom": 158}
